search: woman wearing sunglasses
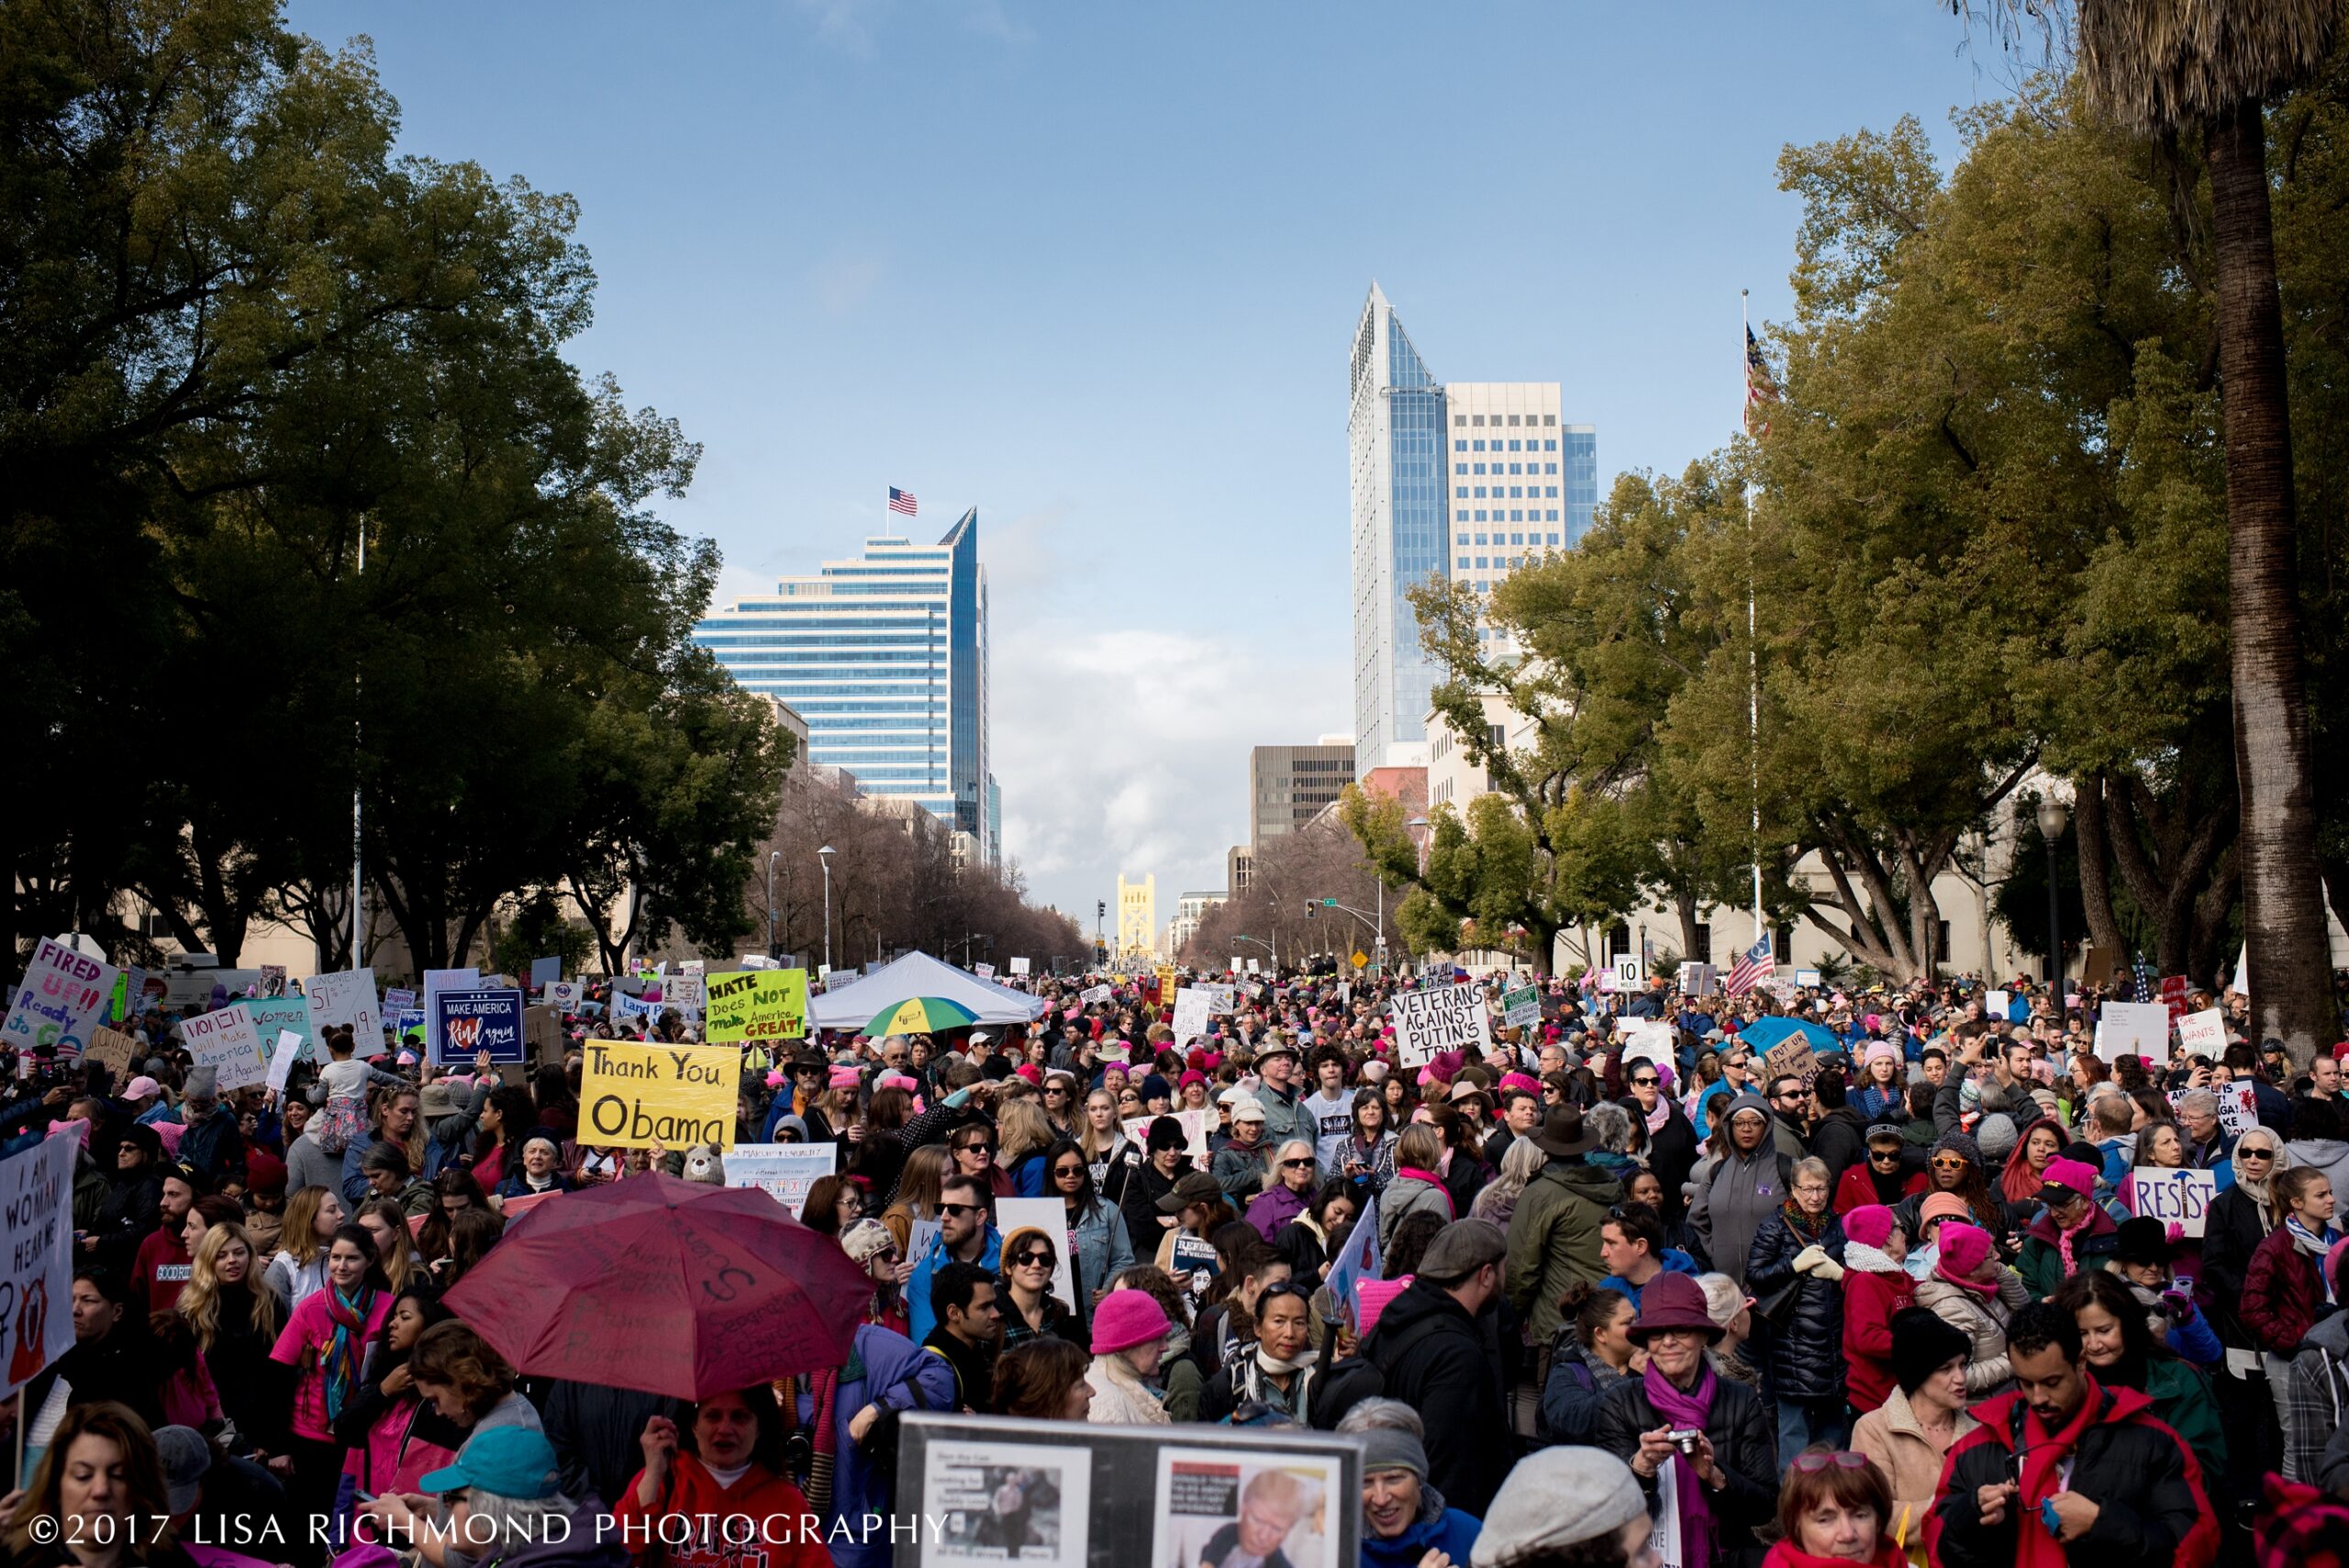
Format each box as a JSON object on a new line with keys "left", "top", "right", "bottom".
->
{"left": 1891, "top": 1132, "right": 2012, "bottom": 1262}
{"left": 2197, "top": 1124, "right": 2286, "bottom": 1486}
{"left": 1049, "top": 1137, "right": 1134, "bottom": 1309}
{"left": 1243, "top": 1139, "right": 1319, "bottom": 1247}
{"left": 1198, "top": 1278, "right": 1321, "bottom": 1425}
{"left": 998, "top": 1227, "right": 1084, "bottom": 1350}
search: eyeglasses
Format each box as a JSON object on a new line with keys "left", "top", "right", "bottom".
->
{"left": 1789, "top": 1451, "right": 1873, "bottom": 1474}
{"left": 1280, "top": 1157, "right": 1315, "bottom": 1169}
{"left": 938, "top": 1202, "right": 984, "bottom": 1218}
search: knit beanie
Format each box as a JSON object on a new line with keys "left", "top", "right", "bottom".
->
{"left": 1360, "top": 1428, "right": 1428, "bottom": 1480}
{"left": 2041, "top": 1157, "right": 2100, "bottom": 1200}
{"left": 1931, "top": 1130, "right": 1982, "bottom": 1170}
{"left": 1919, "top": 1192, "right": 1972, "bottom": 1229}
{"left": 1975, "top": 1112, "right": 2020, "bottom": 1163}
{"left": 1090, "top": 1290, "right": 1171, "bottom": 1356}
{"left": 1933, "top": 1221, "right": 1994, "bottom": 1282}
{"left": 1842, "top": 1204, "right": 1896, "bottom": 1250}
{"left": 1888, "top": 1306, "right": 1973, "bottom": 1396}
{"left": 1472, "top": 1448, "right": 1647, "bottom": 1568}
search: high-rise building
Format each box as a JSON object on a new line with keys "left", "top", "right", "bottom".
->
{"left": 1117, "top": 874, "right": 1157, "bottom": 961}
{"left": 694, "top": 511, "right": 998, "bottom": 857}
{"left": 1350, "top": 285, "right": 1596, "bottom": 761}
{"left": 1251, "top": 743, "right": 1357, "bottom": 847}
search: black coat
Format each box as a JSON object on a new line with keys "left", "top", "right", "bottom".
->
{"left": 1809, "top": 1106, "right": 1870, "bottom": 1193}
{"left": 1119, "top": 1161, "right": 1182, "bottom": 1263}
{"left": 1591, "top": 1369, "right": 1778, "bottom": 1567}
{"left": 2197, "top": 1184, "right": 2270, "bottom": 1351}
{"left": 1359, "top": 1279, "right": 1508, "bottom": 1518}
{"left": 1743, "top": 1209, "right": 1848, "bottom": 1402}
{"left": 87, "top": 1167, "right": 161, "bottom": 1278}
{"left": 1642, "top": 1101, "right": 1700, "bottom": 1218}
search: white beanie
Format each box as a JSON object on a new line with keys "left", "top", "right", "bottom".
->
{"left": 1471, "top": 1448, "right": 1646, "bottom": 1567}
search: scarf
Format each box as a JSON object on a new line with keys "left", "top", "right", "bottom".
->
{"left": 2055, "top": 1207, "right": 2094, "bottom": 1278}
{"left": 321, "top": 1284, "right": 375, "bottom": 1421}
{"left": 1642, "top": 1096, "right": 1671, "bottom": 1135}
{"left": 1642, "top": 1359, "right": 1719, "bottom": 1568}
{"left": 1779, "top": 1200, "right": 1830, "bottom": 1244}
{"left": 1241, "top": 1345, "right": 1317, "bottom": 1418}
{"left": 1843, "top": 1241, "right": 1900, "bottom": 1275}
{"left": 2288, "top": 1214, "right": 2343, "bottom": 1303}
{"left": 1396, "top": 1169, "right": 1455, "bottom": 1219}
{"left": 2232, "top": 1141, "right": 2281, "bottom": 1225}
{"left": 2008, "top": 1376, "right": 2109, "bottom": 1568}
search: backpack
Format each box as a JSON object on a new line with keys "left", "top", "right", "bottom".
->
{"left": 315, "top": 1096, "right": 367, "bottom": 1157}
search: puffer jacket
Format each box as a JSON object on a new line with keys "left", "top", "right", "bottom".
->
{"left": 2242, "top": 1224, "right": 2329, "bottom": 1355}
{"left": 1914, "top": 1269, "right": 2029, "bottom": 1396}
{"left": 1592, "top": 1368, "right": 1779, "bottom": 1564}
{"left": 1841, "top": 1251, "right": 1917, "bottom": 1413}
{"left": 1504, "top": 1158, "right": 1622, "bottom": 1344}
{"left": 1744, "top": 1207, "right": 1848, "bottom": 1403}
{"left": 2016, "top": 1204, "right": 2118, "bottom": 1299}
{"left": 1538, "top": 1332, "right": 1631, "bottom": 1444}
{"left": 1210, "top": 1138, "right": 1269, "bottom": 1205}
{"left": 2196, "top": 1182, "right": 2272, "bottom": 1350}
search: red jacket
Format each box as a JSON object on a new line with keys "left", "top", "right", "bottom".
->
{"left": 2241, "top": 1226, "right": 2326, "bottom": 1355}
{"left": 131, "top": 1228, "right": 193, "bottom": 1315}
{"left": 1832, "top": 1162, "right": 1924, "bottom": 1216}
{"left": 610, "top": 1451, "right": 828, "bottom": 1568}
{"left": 1841, "top": 1264, "right": 1915, "bottom": 1414}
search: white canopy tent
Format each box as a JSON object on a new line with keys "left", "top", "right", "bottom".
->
{"left": 808, "top": 950, "right": 1048, "bottom": 1032}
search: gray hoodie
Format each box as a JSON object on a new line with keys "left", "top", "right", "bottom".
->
{"left": 1689, "top": 1092, "right": 1790, "bottom": 1289}
{"left": 2286, "top": 1138, "right": 2349, "bottom": 1201}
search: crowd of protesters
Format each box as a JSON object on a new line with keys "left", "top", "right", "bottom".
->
{"left": 7, "top": 958, "right": 2349, "bottom": 1568}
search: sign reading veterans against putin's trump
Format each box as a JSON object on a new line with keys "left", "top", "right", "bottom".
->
{"left": 1389, "top": 982, "right": 1490, "bottom": 1068}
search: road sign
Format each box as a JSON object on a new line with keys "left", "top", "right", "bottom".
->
{"left": 1612, "top": 955, "right": 1646, "bottom": 991}
{"left": 1351, "top": 951, "right": 1369, "bottom": 970}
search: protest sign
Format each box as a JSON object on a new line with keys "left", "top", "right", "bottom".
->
{"left": 1156, "top": 966, "right": 1179, "bottom": 1006}
{"left": 1985, "top": 989, "right": 2010, "bottom": 1021}
{"left": 543, "top": 981, "right": 583, "bottom": 1011}
{"left": 2176, "top": 1008, "right": 2227, "bottom": 1058}
{"left": 394, "top": 1009, "right": 426, "bottom": 1049}
{"left": 996, "top": 1196, "right": 1081, "bottom": 1310}
{"left": 1246, "top": 958, "right": 1261, "bottom": 974}
{"left": 703, "top": 969, "right": 810, "bottom": 1046}
{"left": 1793, "top": 968, "right": 1822, "bottom": 988}
{"left": 2217, "top": 1082, "right": 2258, "bottom": 1138}
{"left": 1501, "top": 984, "right": 1542, "bottom": 1029}
{"left": 908, "top": 1218, "right": 942, "bottom": 1266}
{"left": 83, "top": 1026, "right": 140, "bottom": 1081}
{"left": 303, "top": 968, "right": 383, "bottom": 1059}
{"left": 1170, "top": 1234, "right": 1220, "bottom": 1299}
{"left": 1389, "top": 982, "right": 1490, "bottom": 1068}
{"left": 725, "top": 1141, "right": 837, "bottom": 1218}
{"left": 610, "top": 990, "right": 659, "bottom": 1029}
{"left": 1202, "top": 984, "right": 1238, "bottom": 1015}
{"left": 1676, "top": 963, "right": 1718, "bottom": 997}
{"left": 259, "top": 964, "right": 287, "bottom": 996}
{"left": 662, "top": 972, "right": 705, "bottom": 1015}
{"left": 2160, "top": 974, "right": 2191, "bottom": 1022}
{"left": 525, "top": 1006, "right": 563, "bottom": 1066}
{"left": 265, "top": 1030, "right": 302, "bottom": 1095}
{"left": 181, "top": 1002, "right": 268, "bottom": 1091}
{"left": 528, "top": 956, "right": 562, "bottom": 990}
{"left": 1, "top": 1132, "right": 78, "bottom": 1396}
{"left": 1, "top": 938, "right": 119, "bottom": 1061}
{"left": 1009, "top": 957, "right": 1031, "bottom": 976}
{"left": 2097, "top": 1001, "right": 2172, "bottom": 1063}
{"left": 383, "top": 987, "right": 417, "bottom": 1014}
{"left": 1123, "top": 1108, "right": 1210, "bottom": 1160}
{"left": 2129, "top": 1168, "right": 2216, "bottom": 1238}
{"left": 422, "top": 968, "right": 478, "bottom": 1006}
{"left": 247, "top": 995, "right": 311, "bottom": 1059}
{"left": 921, "top": 1437, "right": 1091, "bottom": 1568}
{"left": 1763, "top": 1035, "right": 1820, "bottom": 1096}
{"left": 429, "top": 988, "right": 526, "bottom": 1065}
{"left": 1152, "top": 1446, "right": 1343, "bottom": 1568}
{"left": 579, "top": 1041, "right": 738, "bottom": 1149}
{"left": 1079, "top": 984, "right": 1113, "bottom": 1006}
{"left": 974, "top": 962, "right": 996, "bottom": 980}
{"left": 1171, "top": 987, "right": 1214, "bottom": 1047}
{"left": 1620, "top": 1019, "right": 1675, "bottom": 1073}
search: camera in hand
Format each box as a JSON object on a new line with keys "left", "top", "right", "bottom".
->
{"left": 1667, "top": 1428, "right": 1704, "bottom": 1455}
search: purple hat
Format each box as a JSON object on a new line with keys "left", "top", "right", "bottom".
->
{"left": 1626, "top": 1272, "right": 1721, "bottom": 1343}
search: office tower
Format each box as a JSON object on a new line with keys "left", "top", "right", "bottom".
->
{"left": 694, "top": 509, "right": 997, "bottom": 858}
{"left": 1250, "top": 742, "right": 1358, "bottom": 847}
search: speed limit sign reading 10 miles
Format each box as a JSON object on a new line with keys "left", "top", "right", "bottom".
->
{"left": 1612, "top": 956, "right": 1646, "bottom": 991}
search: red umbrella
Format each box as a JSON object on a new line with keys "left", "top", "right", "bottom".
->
{"left": 442, "top": 1173, "right": 871, "bottom": 1400}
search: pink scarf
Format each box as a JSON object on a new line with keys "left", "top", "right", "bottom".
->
{"left": 1396, "top": 1168, "right": 1455, "bottom": 1218}
{"left": 1642, "top": 1359, "right": 1719, "bottom": 1568}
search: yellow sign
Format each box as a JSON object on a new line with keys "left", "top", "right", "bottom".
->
{"left": 579, "top": 1041, "right": 739, "bottom": 1149}
{"left": 1351, "top": 951, "right": 1370, "bottom": 970}
{"left": 1157, "top": 965, "right": 1178, "bottom": 1003}
{"left": 703, "top": 969, "right": 810, "bottom": 1045}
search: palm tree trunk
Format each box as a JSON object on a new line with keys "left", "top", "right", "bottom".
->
{"left": 2210, "top": 95, "right": 2334, "bottom": 1066}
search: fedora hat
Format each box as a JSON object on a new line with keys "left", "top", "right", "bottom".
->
{"left": 1527, "top": 1104, "right": 1599, "bottom": 1158}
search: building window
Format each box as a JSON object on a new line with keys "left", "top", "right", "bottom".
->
{"left": 1545, "top": 414, "right": 1558, "bottom": 425}
{"left": 1472, "top": 415, "right": 1486, "bottom": 426}
{"left": 1508, "top": 415, "right": 1521, "bottom": 426}
{"left": 1545, "top": 486, "right": 1559, "bottom": 497}
{"left": 1456, "top": 532, "right": 1469, "bottom": 543}
{"left": 1454, "top": 439, "right": 1465, "bottom": 450}
{"left": 1456, "top": 556, "right": 1469, "bottom": 570}
{"left": 1475, "top": 557, "right": 1487, "bottom": 569}
{"left": 1607, "top": 926, "right": 1631, "bottom": 962}
{"left": 1547, "top": 533, "right": 1561, "bottom": 545}
{"left": 1510, "top": 532, "right": 1523, "bottom": 545}
{"left": 1773, "top": 925, "right": 1795, "bottom": 965}
{"left": 1546, "top": 462, "right": 1558, "bottom": 473}
{"left": 1547, "top": 510, "right": 1561, "bottom": 521}
{"left": 1693, "top": 925, "right": 1713, "bottom": 962}
{"left": 1453, "top": 414, "right": 1465, "bottom": 426}
{"left": 1936, "top": 920, "right": 1952, "bottom": 962}
{"left": 1473, "top": 440, "right": 1485, "bottom": 452}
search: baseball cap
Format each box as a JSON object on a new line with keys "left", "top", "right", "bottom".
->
{"left": 417, "top": 1426, "right": 562, "bottom": 1499}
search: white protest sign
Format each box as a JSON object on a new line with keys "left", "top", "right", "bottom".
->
{"left": 304, "top": 968, "right": 384, "bottom": 1059}
{"left": 1986, "top": 990, "right": 2010, "bottom": 1021}
{"left": 1389, "top": 981, "right": 1492, "bottom": 1068}
{"left": 1079, "top": 984, "right": 1113, "bottom": 1006}
{"left": 1172, "top": 986, "right": 1214, "bottom": 1046}
{"left": 1123, "top": 1107, "right": 1210, "bottom": 1160}
{"left": 0, "top": 1132, "right": 78, "bottom": 1396}
{"left": 974, "top": 962, "right": 996, "bottom": 980}
{"left": 2218, "top": 1082, "right": 2258, "bottom": 1138}
{"left": 2129, "top": 1168, "right": 2216, "bottom": 1238}
{"left": 1009, "top": 957, "right": 1031, "bottom": 976}
{"left": 2097, "top": 1001, "right": 2172, "bottom": 1063}
{"left": 2176, "top": 1008, "right": 2227, "bottom": 1058}
{"left": 1501, "top": 984, "right": 1542, "bottom": 1029}
{"left": 1675, "top": 963, "right": 1717, "bottom": 997}
{"left": 1245, "top": 958, "right": 1261, "bottom": 974}
{"left": 996, "top": 1196, "right": 1080, "bottom": 1309}
{"left": 724, "top": 1142, "right": 837, "bottom": 1218}
{"left": 1, "top": 938, "right": 120, "bottom": 1061}
{"left": 423, "top": 968, "right": 479, "bottom": 1006}
{"left": 181, "top": 1002, "right": 269, "bottom": 1091}
{"left": 1620, "top": 1018, "right": 1675, "bottom": 1073}
{"left": 662, "top": 972, "right": 705, "bottom": 1015}
{"left": 265, "top": 1030, "right": 303, "bottom": 1095}
{"left": 1203, "top": 984, "right": 1238, "bottom": 1015}
{"left": 2232, "top": 944, "right": 2248, "bottom": 995}
{"left": 544, "top": 981, "right": 583, "bottom": 1011}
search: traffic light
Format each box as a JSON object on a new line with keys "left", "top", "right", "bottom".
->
{"left": 1304, "top": 902, "right": 1318, "bottom": 917}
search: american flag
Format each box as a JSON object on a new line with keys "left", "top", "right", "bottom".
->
{"left": 1725, "top": 936, "right": 1774, "bottom": 995}
{"left": 888, "top": 486, "right": 918, "bottom": 517}
{"left": 1744, "top": 325, "right": 1780, "bottom": 438}
{"left": 2131, "top": 951, "right": 2155, "bottom": 1004}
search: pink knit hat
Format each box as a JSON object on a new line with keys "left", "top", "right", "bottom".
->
{"left": 1842, "top": 1204, "right": 1897, "bottom": 1249}
{"left": 828, "top": 1065, "right": 861, "bottom": 1090}
{"left": 1091, "top": 1290, "right": 1171, "bottom": 1356}
{"left": 1934, "top": 1221, "right": 1995, "bottom": 1282}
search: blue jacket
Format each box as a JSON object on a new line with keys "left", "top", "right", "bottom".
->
{"left": 796, "top": 1325, "right": 957, "bottom": 1568}
{"left": 1599, "top": 1248, "right": 1700, "bottom": 1310}
{"left": 906, "top": 1225, "right": 1000, "bottom": 1345}
{"left": 1359, "top": 1493, "right": 1482, "bottom": 1568}
{"left": 1068, "top": 1198, "right": 1135, "bottom": 1303}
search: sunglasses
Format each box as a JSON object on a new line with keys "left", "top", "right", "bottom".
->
{"left": 939, "top": 1202, "right": 984, "bottom": 1218}
{"left": 955, "top": 1141, "right": 996, "bottom": 1155}
{"left": 1280, "top": 1157, "right": 1315, "bottom": 1169}
{"left": 1869, "top": 1150, "right": 1902, "bottom": 1162}
{"left": 2238, "top": 1148, "right": 2274, "bottom": 1161}
{"left": 1052, "top": 1164, "right": 1085, "bottom": 1178}
{"left": 1930, "top": 1155, "right": 1969, "bottom": 1170}
{"left": 1790, "top": 1451, "right": 1874, "bottom": 1474}
{"left": 1011, "top": 1251, "right": 1052, "bottom": 1269}
{"left": 1630, "top": 1076, "right": 1659, "bottom": 1087}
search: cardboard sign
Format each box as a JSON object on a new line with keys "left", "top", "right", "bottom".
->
{"left": 726, "top": 1141, "right": 837, "bottom": 1218}
{"left": 83, "top": 1026, "right": 141, "bottom": 1081}
{"left": 996, "top": 1195, "right": 1080, "bottom": 1310}
{"left": 662, "top": 972, "right": 706, "bottom": 1015}
{"left": 1620, "top": 1019, "right": 1675, "bottom": 1073}
{"left": 525, "top": 1006, "right": 564, "bottom": 1066}
{"left": 181, "top": 1002, "right": 268, "bottom": 1091}
{"left": 543, "top": 980, "right": 583, "bottom": 1011}
{"left": 2097, "top": 1001, "right": 2172, "bottom": 1064}
{"left": 1389, "top": 982, "right": 1491, "bottom": 1068}
{"left": 1171, "top": 987, "right": 1213, "bottom": 1046}
{"left": 0, "top": 1132, "right": 78, "bottom": 1396}
{"left": 304, "top": 968, "right": 384, "bottom": 1059}
{"left": 1501, "top": 984, "right": 1542, "bottom": 1029}
{"left": 1, "top": 938, "right": 120, "bottom": 1061}
{"left": 1676, "top": 963, "right": 1718, "bottom": 997}
{"left": 2129, "top": 1168, "right": 2216, "bottom": 1238}
{"left": 1763, "top": 1035, "right": 1820, "bottom": 1096}
{"left": 429, "top": 988, "right": 527, "bottom": 1065}
{"left": 1123, "top": 1108, "right": 1210, "bottom": 1160}
{"left": 1156, "top": 966, "right": 1179, "bottom": 1006}
{"left": 703, "top": 969, "right": 810, "bottom": 1046}
{"left": 2176, "top": 1008, "right": 2226, "bottom": 1058}
{"left": 247, "top": 995, "right": 312, "bottom": 1060}
{"left": 265, "top": 1030, "right": 302, "bottom": 1095}
{"left": 578, "top": 1041, "right": 740, "bottom": 1150}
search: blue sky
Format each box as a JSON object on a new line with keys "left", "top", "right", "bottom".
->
{"left": 288, "top": 0, "right": 2027, "bottom": 926}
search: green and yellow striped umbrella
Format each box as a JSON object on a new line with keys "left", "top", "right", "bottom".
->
{"left": 865, "top": 996, "right": 979, "bottom": 1037}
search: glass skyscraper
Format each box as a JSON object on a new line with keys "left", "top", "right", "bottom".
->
{"left": 694, "top": 510, "right": 998, "bottom": 862}
{"left": 1352, "top": 285, "right": 1596, "bottom": 764}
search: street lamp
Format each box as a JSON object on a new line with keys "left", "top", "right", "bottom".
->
{"left": 2035, "top": 796, "right": 2069, "bottom": 1021}
{"left": 818, "top": 845, "right": 836, "bottom": 976}
{"left": 766, "top": 851, "right": 782, "bottom": 961}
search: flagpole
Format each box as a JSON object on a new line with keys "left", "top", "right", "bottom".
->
{"left": 1742, "top": 292, "right": 1764, "bottom": 950}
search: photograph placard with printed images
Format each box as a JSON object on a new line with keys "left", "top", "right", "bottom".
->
{"left": 922, "top": 1440, "right": 1092, "bottom": 1568}
{"left": 1151, "top": 1447, "right": 1341, "bottom": 1568}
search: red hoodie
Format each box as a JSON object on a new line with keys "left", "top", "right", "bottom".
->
{"left": 610, "top": 1451, "right": 829, "bottom": 1568}
{"left": 1841, "top": 1262, "right": 1915, "bottom": 1414}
